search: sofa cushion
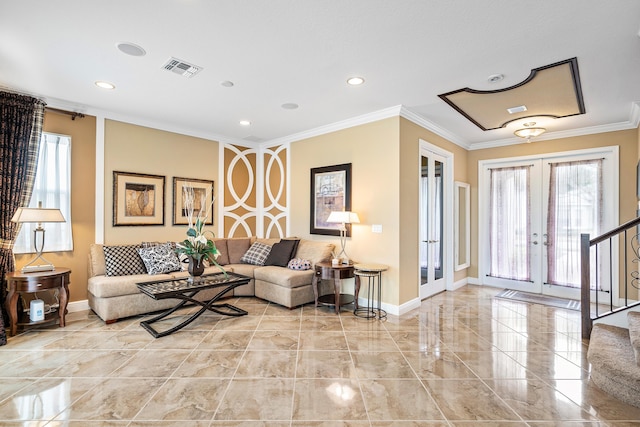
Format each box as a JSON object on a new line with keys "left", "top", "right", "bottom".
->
{"left": 227, "top": 238, "right": 252, "bottom": 264}
{"left": 103, "top": 244, "right": 146, "bottom": 276}
{"left": 88, "top": 273, "right": 174, "bottom": 298}
{"left": 212, "top": 238, "right": 230, "bottom": 265}
{"left": 89, "top": 244, "right": 106, "bottom": 277}
{"left": 254, "top": 266, "right": 314, "bottom": 289}
{"left": 295, "top": 240, "right": 334, "bottom": 266}
{"left": 264, "top": 239, "right": 299, "bottom": 267}
{"left": 241, "top": 242, "right": 272, "bottom": 266}
{"left": 138, "top": 243, "right": 182, "bottom": 275}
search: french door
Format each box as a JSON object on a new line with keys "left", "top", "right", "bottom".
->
{"left": 480, "top": 148, "right": 618, "bottom": 300}
{"left": 420, "top": 148, "right": 447, "bottom": 299}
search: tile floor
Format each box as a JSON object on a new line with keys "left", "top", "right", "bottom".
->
{"left": 1, "top": 285, "right": 640, "bottom": 426}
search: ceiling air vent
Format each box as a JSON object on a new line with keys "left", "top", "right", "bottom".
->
{"left": 162, "top": 57, "right": 202, "bottom": 78}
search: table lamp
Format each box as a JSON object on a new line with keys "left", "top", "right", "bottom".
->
{"left": 326, "top": 210, "right": 360, "bottom": 264}
{"left": 11, "top": 201, "right": 66, "bottom": 273}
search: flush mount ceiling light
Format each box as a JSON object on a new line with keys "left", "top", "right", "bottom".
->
{"left": 439, "top": 58, "right": 585, "bottom": 131}
{"left": 116, "top": 42, "right": 146, "bottom": 57}
{"left": 347, "top": 76, "right": 365, "bottom": 86}
{"left": 281, "top": 103, "right": 299, "bottom": 110}
{"left": 220, "top": 80, "right": 234, "bottom": 87}
{"left": 239, "top": 120, "right": 251, "bottom": 126}
{"left": 514, "top": 121, "right": 546, "bottom": 142}
{"left": 95, "top": 81, "right": 115, "bottom": 90}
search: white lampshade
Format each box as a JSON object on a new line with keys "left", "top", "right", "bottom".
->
{"left": 326, "top": 211, "right": 360, "bottom": 224}
{"left": 11, "top": 207, "right": 65, "bottom": 224}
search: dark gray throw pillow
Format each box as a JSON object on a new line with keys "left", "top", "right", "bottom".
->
{"left": 103, "top": 244, "right": 146, "bottom": 276}
{"left": 264, "top": 239, "right": 300, "bottom": 267}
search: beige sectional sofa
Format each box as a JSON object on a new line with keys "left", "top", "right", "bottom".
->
{"left": 87, "top": 237, "right": 334, "bottom": 323}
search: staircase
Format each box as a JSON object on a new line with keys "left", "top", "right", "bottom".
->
{"left": 582, "top": 216, "right": 640, "bottom": 407}
{"left": 588, "top": 312, "right": 640, "bottom": 408}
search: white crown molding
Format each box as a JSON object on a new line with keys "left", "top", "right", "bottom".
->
{"left": 629, "top": 101, "right": 640, "bottom": 127}
{"left": 398, "top": 107, "right": 470, "bottom": 149}
{"left": 264, "top": 105, "right": 404, "bottom": 146}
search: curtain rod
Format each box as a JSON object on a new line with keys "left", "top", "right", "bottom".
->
{"left": 46, "top": 107, "right": 85, "bottom": 120}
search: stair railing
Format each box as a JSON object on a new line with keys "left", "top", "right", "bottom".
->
{"left": 581, "top": 216, "right": 640, "bottom": 339}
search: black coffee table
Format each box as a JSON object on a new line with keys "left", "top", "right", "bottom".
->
{"left": 136, "top": 271, "right": 250, "bottom": 338}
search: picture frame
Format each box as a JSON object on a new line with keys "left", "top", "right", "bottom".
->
{"left": 113, "top": 171, "right": 165, "bottom": 226}
{"left": 173, "top": 177, "right": 214, "bottom": 226}
{"left": 310, "top": 163, "right": 352, "bottom": 236}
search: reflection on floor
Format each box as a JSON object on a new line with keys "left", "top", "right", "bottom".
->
{"left": 1, "top": 284, "right": 639, "bottom": 426}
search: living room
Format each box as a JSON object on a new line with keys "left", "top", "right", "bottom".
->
{"left": 2, "top": 1, "right": 640, "bottom": 424}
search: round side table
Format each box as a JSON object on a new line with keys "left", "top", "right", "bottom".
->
{"left": 353, "top": 263, "right": 388, "bottom": 319}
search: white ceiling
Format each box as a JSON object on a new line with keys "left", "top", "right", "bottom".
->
{"left": 1, "top": 0, "right": 639, "bottom": 149}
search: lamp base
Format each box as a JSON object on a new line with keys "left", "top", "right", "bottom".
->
{"left": 21, "top": 264, "right": 55, "bottom": 273}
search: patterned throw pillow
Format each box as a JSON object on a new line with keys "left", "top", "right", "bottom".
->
{"left": 138, "top": 243, "right": 182, "bottom": 275}
{"left": 103, "top": 245, "right": 147, "bottom": 276}
{"left": 240, "top": 242, "right": 272, "bottom": 266}
{"left": 287, "top": 258, "right": 311, "bottom": 270}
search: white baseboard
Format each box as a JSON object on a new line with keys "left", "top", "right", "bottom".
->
{"left": 467, "top": 276, "right": 480, "bottom": 285}
{"left": 67, "top": 299, "right": 90, "bottom": 313}
{"left": 448, "top": 277, "right": 468, "bottom": 291}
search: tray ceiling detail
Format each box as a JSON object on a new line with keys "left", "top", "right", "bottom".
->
{"left": 438, "top": 57, "right": 585, "bottom": 131}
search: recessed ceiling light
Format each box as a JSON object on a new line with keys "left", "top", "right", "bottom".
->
{"left": 220, "top": 80, "right": 234, "bottom": 87}
{"left": 347, "top": 77, "right": 365, "bottom": 86}
{"left": 488, "top": 73, "right": 504, "bottom": 83}
{"left": 95, "top": 81, "right": 115, "bottom": 90}
{"left": 116, "top": 42, "right": 146, "bottom": 57}
{"left": 281, "top": 103, "right": 299, "bottom": 110}
{"left": 239, "top": 120, "right": 251, "bottom": 126}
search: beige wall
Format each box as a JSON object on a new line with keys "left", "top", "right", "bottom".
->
{"left": 398, "top": 118, "right": 470, "bottom": 303}
{"left": 290, "top": 118, "right": 402, "bottom": 304}
{"left": 467, "top": 129, "right": 638, "bottom": 279}
{"left": 14, "top": 111, "right": 96, "bottom": 302}
{"left": 104, "top": 120, "right": 220, "bottom": 244}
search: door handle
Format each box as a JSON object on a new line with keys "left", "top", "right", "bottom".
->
{"left": 532, "top": 241, "right": 538, "bottom": 245}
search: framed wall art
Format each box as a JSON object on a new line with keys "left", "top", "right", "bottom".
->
{"left": 113, "top": 171, "right": 165, "bottom": 226}
{"left": 310, "top": 163, "right": 352, "bottom": 236}
{"left": 173, "top": 177, "right": 214, "bottom": 225}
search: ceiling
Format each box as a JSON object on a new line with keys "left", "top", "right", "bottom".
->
{"left": 1, "top": 0, "right": 639, "bottom": 149}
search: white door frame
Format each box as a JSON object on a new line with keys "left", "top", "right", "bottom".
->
{"left": 419, "top": 139, "right": 454, "bottom": 299}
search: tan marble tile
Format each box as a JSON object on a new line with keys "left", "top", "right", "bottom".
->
{"left": 129, "top": 421, "right": 209, "bottom": 426}
{"left": 351, "top": 351, "right": 416, "bottom": 379}
{"left": 172, "top": 350, "right": 243, "bottom": 378}
{"left": 296, "top": 350, "right": 357, "bottom": 379}
{"left": 300, "top": 316, "right": 344, "bottom": 331}
{"left": 248, "top": 330, "right": 299, "bottom": 350}
{"left": 92, "top": 330, "right": 155, "bottom": 350}
{"left": 6, "top": 330, "right": 70, "bottom": 350}
{"left": 345, "top": 330, "right": 398, "bottom": 351}
{"left": 214, "top": 378, "right": 294, "bottom": 420}
{"left": 551, "top": 379, "right": 640, "bottom": 421}
{"left": 438, "top": 328, "right": 495, "bottom": 352}
{"left": 389, "top": 330, "right": 445, "bottom": 353}
{"left": 292, "top": 378, "right": 368, "bottom": 421}
{"left": 299, "top": 331, "right": 348, "bottom": 351}
{"left": 423, "top": 379, "right": 520, "bottom": 421}
{"left": 48, "top": 349, "right": 135, "bottom": 377}
{"left": 235, "top": 350, "right": 297, "bottom": 378}
{"left": 293, "top": 422, "right": 370, "bottom": 426}
{"left": 359, "top": 378, "right": 445, "bottom": 421}
{"left": 371, "top": 422, "right": 449, "bottom": 427}
{"left": 134, "top": 378, "right": 228, "bottom": 420}
{"left": 257, "top": 315, "right": 301, "bottom": 330}
{"left": 213, "top": 315, "right": 262, "bottom": 331}
{"left": 487, "top": 378, "right": 596, "bottom": 421}
{"left": 0, "top": 349, "right": 84, "bottom": 378}
{"left": 341, "top": 316, "right": 388, "bottom": 332}
{"left": 454, "top": 351, "right": 534, "bottom": 380}
{"left": 0, "top": 378, "right": 32, "bottom": 404}
{"left": 451, "top": 422, "right": 529, "bottom": 426}
{"left": 60, "top": 378, "right": 164, "bottom": 420}
{"left": 403, "top": 350, "right": 477, "bottom": 379}
{"left": 211, "top": 422, "right": 289, "bottom": 427}
{"left": 49, "top": 420, "right": 130, "bottom": 426}
{"left": 264, "top": 304, "right": 302, "bottom": 317}
{"left": 197, "top": 330, "right": 253, "bottom": 350}
{"left": 111, "top": 349, "right": 190, "bottom": 377}
{"left": 143, "top": 330, "right": 209, "bottom": 349}
{"left": 504, "top": 350, "right": 589, "bottom": 380}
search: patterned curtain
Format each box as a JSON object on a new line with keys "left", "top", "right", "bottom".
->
{"left": 0, "top": 91, "right": 46, "bottom": 345}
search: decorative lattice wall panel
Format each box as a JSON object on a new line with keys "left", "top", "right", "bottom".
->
{"left": 223, "top": 144, "right": 257, "bottom": 237}
{"left": 263, "top": 145, "right": 287, "bottom": 238}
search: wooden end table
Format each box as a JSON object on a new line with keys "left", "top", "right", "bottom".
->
{"left": 312, "top": 261, "right": 355, "bottom": 314}
{"left": 5, "top": 267, "right": 70, "bottom": 336}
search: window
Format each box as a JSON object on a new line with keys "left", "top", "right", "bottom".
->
{"left": 13, "top": 133, "right": 73, "bottom": 253}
